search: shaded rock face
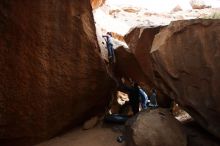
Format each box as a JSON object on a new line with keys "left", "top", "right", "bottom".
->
{"left": 0, "top": 0, "right": 114, "bottom": 145}
{"left": 124, "top": 27, "right": 162, "bottom": 86}
{"left": 90, "top": 0, "right": 105, "bottom": 9}
{"left": 151, "top": 19, "right": 220, "bottom": 138}
{"left": 82, "top": 116, "right": 99, "bottom": 130}
{"left": 114, "top": 46, "right": 148, "bottom": 85}
{"left": 125, "top": 108, "right": 187, "bottom": 146}
{"left": 115, "top": 27, "right": 172, "bottom": 107}
{"left": 184, "top": 122, "right": 220, "bottom": 146}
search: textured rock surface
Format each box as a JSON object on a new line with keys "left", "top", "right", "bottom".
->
{"left": 184, "top": 122, "right": 220, "bottom": 146}
{"left": 82, "top": 116, "right": 99, "bottom": 130}
{"left": 90, "top": 0, "right": 105, "bottom": 9}
{"left": 124, "top": 27, "right": 162, "bottom": 87}
{"left": 0, "top": 0, "right": 114, "bottom": 145}
{"left": 151, "top": 19, "right": 220, "bottom": 138}
{"left": 116, "top": 27, "right": 171, "bottom": 107}
{"left": 114, "top": 46, "right": 148, "bottom": 85}
{"left": 125, "top": 108, "right": 187, "bottom": 146}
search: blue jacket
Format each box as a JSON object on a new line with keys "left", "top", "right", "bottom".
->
{"left": 139, "top": 88, "right": 148, "bottom": 102}
{"left": 139, "top": 88, "right": 148, "bottom": 109}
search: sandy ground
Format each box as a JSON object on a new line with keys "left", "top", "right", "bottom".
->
{"left": 36, "top": 125, "right": 125, "bottom": 146}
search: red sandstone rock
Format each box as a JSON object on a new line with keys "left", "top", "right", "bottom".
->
{"left": 124, "top": 27, "right": 162, "bottom": 87}
{"left": 90, "top": 0, "right": 106, "bottom": 9}
{"left": 125, "top": 108, "right": 187, "bottom": 146}
{"left": 118, "top": 27, "right": 171, "bottom": 107}
{"left": 114, "top": 46, "right": 147, "bottom": 84}
{"left": 111, "top": 32, "right": 125, "bottom": 42}
{"left": 151, "top": 19, "right": 220, "bottom": 138}
{"left": 0, "top": 0, "right": 114, "bottom": 145}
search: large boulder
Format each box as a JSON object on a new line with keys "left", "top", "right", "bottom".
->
{"left": 124, "top": 26, "right": 162, "bottom": 85}
{"left": 151, "top": 19, "right": 220, "bottom": 138}
{"left": 116, "top": 27, "right": 171, "bottom": 107}
{"left": 0, "top": 0, "right": 114, "bottom": 145}
{"left": 125, "top": 108, "right": 187, "bottom": 146}
{"left": 114, "top": 46, "right": 149, "bottom": 85}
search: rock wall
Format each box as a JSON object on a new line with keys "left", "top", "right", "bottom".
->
{"left": 151, "top": 19, "right": 220, "bottom": 138}
{"left": 0, "top": 0, "right": 114, "bottom": 145}
{"left": 114, "top": 46, "right": 148, "bottom": 85}
{"left": 115, "top": 27, "right": 171, "bottom": 107}
{"left": 124, "top": 27, "right": 162, "bottom": 88}
{"left": 116, "top": 19, "right": 220, "bottom": 138}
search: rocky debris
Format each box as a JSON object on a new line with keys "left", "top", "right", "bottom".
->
{"left": 175, "top": 111, "right": 192, "bottom": 123}
{"left": 171, "top": 102, "right": 193, "bottom": 123}
{"left": 151, "top": 19, "right": 220, "bottom": 138}
{"left": 125, "top": 108, "right": 187, "bottom": 146}
{"left": 0, "top": 0, "right": 115, "bottom": 145}
{"left": 93, "top": 0, "right": 220, "bottom": 36}
{"left": 190, "top": 0, "right": 211, "bottom": 9}
{"left": 83, "top": 116, "right": 99, "bottom": 130}
{"left": 122, "top": 7, "right": 140, "bottom": 13}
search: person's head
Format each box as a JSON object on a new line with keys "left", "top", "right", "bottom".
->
{"left": 107, "top": 32, "right": 112, "bottom": 36}
{"left": 133, "top": 82, "right": 139, "bottom": 88}
{"left": 128, "top": 78, "right": 134, "bottom": 85}
{"left": 152, "top": 89, "right": 157, "bottom": 93}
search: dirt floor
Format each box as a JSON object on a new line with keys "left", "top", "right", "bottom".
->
{"left": 34, "top": 110, "right": 220, "bottom": 146}
{"left": 36, "top": 124, "right": 125, "bottom": 146}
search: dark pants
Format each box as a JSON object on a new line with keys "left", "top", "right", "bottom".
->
{"left": 130, "top": 102, "right": 139, "bottom": 115}
{"left": 107, "top": 43, "right": 114, "bottom": 62}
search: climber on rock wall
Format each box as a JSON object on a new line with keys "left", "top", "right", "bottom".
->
{"left": 102, "top": 32, "right": 115, "bottom": 63}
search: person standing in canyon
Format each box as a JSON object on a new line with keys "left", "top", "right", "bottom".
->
{"left": 119, "top": 79, "right": 140, "bottom": 115}
{"left": 102, "top": 32, "right": 115, "bottom": 63}
{"left": 149, "top": 89, "right": 158, "bottom": 108}
{"left": 138, "top": 86, "right": 148, "bottom": 110}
